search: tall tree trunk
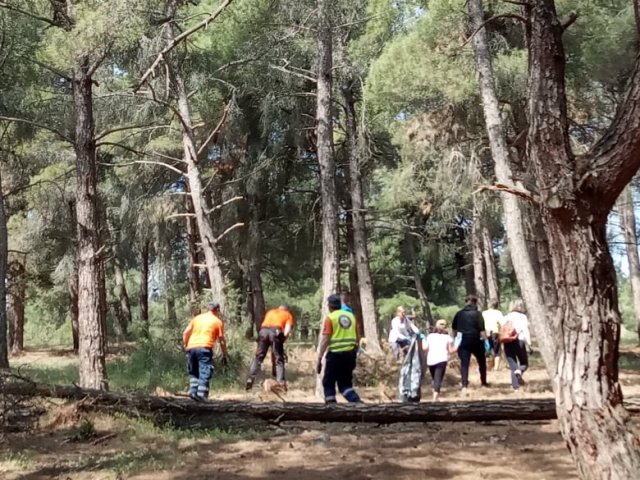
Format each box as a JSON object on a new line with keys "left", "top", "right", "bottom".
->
{"left": 469, "top": 0, "right": 640, "bottom": 477}
{"left": 184, "top": 184, "right": 202, "bottom": 309}
{"left": 72, "top": 64, "right": 107, "bottom": 389}
{"left": 162, "top": 1, "right": 227, "bottom": 311}
{"left": 69, "top": 269, "right": 80, "bottom": 353}
{"left": 0, "top": 182, "right": 9, "bottom": 369}
{"left": 8, "top": 261, "right": 26, "bottom": 355}
{"left": 113, "top": 256, "right": 131, "bottom": 337}
{"left": 316, "top": 0, "right": 340, "bottom": 317}
{"left": 621, "top": 186, "right": 640, "bottom": 344}
{"left": 405, "top": 231, "right": 432, "bottom": 325}
{"left": 342, "top": 82, "right": 381, "bottom": 354}
{"left": 471, "top": 205, "right": 487, "bottom": 306}
{"left": 346, "top": 212, "right": 364, "bottom": 331}
{"left": 481, "top": 222, "right": 499, "bottom": 303}
{"left": 139, "top": 239, "right": 150, "bottom": 339}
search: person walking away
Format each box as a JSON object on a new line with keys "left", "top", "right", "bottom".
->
{"left": 423, "top": 319, "right": 458, "bottom": 401}
{"left": 452, "top": 295, "right": 489, "bottom": 393}
{"left": 316, "top": 294, "right": 362, "bottom": 404}
{"left": 482, "top": 299, "right": 504, "bottom": 372}
{"left": 389, "top": 306, "right": 419, "bottom": 362}
{"left": 246, "top": 305, "right": 294, "bottom": 391}
{"left": 500, "top": 299, "right": 531, "bottom": 392}
{"left": 183, "top": 301, "right": 228, "bottom": 400}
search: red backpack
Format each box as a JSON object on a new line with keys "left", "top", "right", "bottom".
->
{"left": 499, "top": 320, "right": 518, "bottom": 343}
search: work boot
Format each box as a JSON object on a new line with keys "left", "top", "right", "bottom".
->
{"left": 245, "top": 378, "right": 254, "bottom": 391}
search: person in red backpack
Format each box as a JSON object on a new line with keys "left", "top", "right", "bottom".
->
{"left": 502, "top": 299, "right": 531, "bottom": 392}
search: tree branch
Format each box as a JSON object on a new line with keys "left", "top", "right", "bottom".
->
{"left": 166, "top": 213, "right": 196, "bottom": 219}
{"left": 561, "top": 12, "right": 578, "bottom": 32}
{"left": 0, "top": 116, "right": 73, "bottom": 144}
{"left": 0, "top": 2, "right": 60, "bottom": 28}
{"left": 215, "top": 222, "right": 245, "bottom": 243}
{"left": 472, "top": 183, "right": 539, "bottom": 202}
{"left": 206, "top": 195, "right": 244, "bottom": 214}
{"left": 197, "top": 104, "right": 229, "bottom": 157}
{"left": 95, "top": 123, "right": 170, "bottom": 141}
{"left": 134, "top": 0, "right": 235, "bottom": 91}
{"left": 460, "top": 13, "right": 527, "bottom": 49}
{"left": 577, "top": 55, "right": 640, "bottom": 211}
{"left": 269, "top": 64, "right": 317, "bottom": 83}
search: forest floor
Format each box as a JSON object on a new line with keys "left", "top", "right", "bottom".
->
{"left": 2, "top": 343, "right": 640, "bottom": 480}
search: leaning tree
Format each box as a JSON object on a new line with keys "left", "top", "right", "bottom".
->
{"left": 468, "top": 0, "right": 640, "bottom": 478}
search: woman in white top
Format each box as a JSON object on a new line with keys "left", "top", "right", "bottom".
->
{"left": 423, "top": 319, "right": 458, "bottom": 401}
{"left": 388, "top": 306, "right": 419, "bottom": 361}
{"left": 502, "top": 299, "right": 531, "bottom": 391}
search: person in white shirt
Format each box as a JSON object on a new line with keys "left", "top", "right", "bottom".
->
{"left": 502, "top": 299, "right": 531, "bottom": 391}
{"left": 482, "top": 299, "right": 504, "bottom": 372}
{"left": 388, "top": 306, "right": 419, "bottom": 361}
{"left": 423, "top": 319, "right": 458, "bottom": 401}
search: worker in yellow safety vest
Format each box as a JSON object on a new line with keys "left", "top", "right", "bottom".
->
{"left": 316, "top": 294, "right": 362, "bottom": 404}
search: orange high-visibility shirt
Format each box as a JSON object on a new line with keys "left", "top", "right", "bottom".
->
{"left": 260, "top": 308, "right": 294, "bottom": 331}
{"left": 183, "top": 311, "right": 224, "bottom": 350}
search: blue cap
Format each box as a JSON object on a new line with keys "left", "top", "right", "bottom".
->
{"left": 207, "top": 301, "right": 220, "bottom": 311}
{"left": 327, "top": 294, "right": 341, "bottom": 309}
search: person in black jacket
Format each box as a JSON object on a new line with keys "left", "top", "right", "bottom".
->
{"left": 452, "top": 295, "right": 489, "bottom": 393}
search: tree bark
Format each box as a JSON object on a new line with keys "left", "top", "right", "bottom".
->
{"left": 7, "top": 261, "right": 26, "bottom": 355}
{"left": 113, "top": 256, "right": 131, "bottom": 337}
{"left": 346, "top": 214, "right": 364, "bottom": 330}
{"left": 0, "top": 180, "right": 9, "bottom": 369}
{"left": 469, "top": 1, "right": 640, "bottom": 477}
{"left": 3, "top": 377, "right": 640, "bottom": 424}
{"left": 342, "top": 83, "right": 382, "bottom": 354}
{"left": 316, "top": 0, "right": 340, "bottom": 317}
{"left": 620, "top": 186, "right": 640, "bottom": 345}
{"left": 72, "top": 63, "right": 107, "bottom": 390}
{"left": 139, "top": 239, "right": 150, "bottom": 339}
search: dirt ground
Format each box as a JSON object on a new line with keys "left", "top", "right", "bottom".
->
{"left": 2, "top": 345, "right": 640, "bottom": 480}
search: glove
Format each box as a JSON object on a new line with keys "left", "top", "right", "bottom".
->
{"left": 416, "top": 332, "right": 426, "bottom": 341}
{"left": 484, "top": 339, "right": 491, "bottom": 353}
{"left": 316, "top": 358, "right": 323, "bottom": 374}
{"left": 454, "top": 332, "right": 462, "bottom": 348}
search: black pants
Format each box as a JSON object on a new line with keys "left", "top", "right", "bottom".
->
{"left": 504, "top": 340, "right": 528, "bottom": 389}
{"left": 248, "top": 328, "right": 286, "bottom": 382}
{"left": 428, "top": 362, "right": 447, "bottom": 393}
{"left": 458, "top": 340, "right": 487, "bottom": 387}
{"left": 322, "top": 350, "right": 360, "bottom": 403}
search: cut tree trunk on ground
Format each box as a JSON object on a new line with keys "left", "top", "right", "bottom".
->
{"left": 2, "top": 378, "right": 640, "bottom": 424}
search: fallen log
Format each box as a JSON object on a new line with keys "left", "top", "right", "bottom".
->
{"left": 2, "top": 378, "right": 640, "bottom": 425}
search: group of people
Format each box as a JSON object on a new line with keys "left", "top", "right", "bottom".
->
{"left": 182, "top": 293, "right": 530, "bottom": 403}
{"left": 389, "top": 295, "right": 531, "bottom": 400}
{"left": 182, "top": 293, "right": 362, "bottom": 404}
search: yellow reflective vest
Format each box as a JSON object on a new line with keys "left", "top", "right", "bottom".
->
{"left": 328, "top": 310, "right": 358, "bottom": 352}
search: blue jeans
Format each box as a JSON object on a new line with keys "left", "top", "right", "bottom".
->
{"left": 186, "top": 348, "right": 213, "bottom": 398}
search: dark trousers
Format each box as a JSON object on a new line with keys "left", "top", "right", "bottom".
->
{"left": 248, "top": 328, "right": 286, "bottom": 382}
{"left": 428, "top": 362, "right": 447, "bottom": 393}
{"left": 322, "top": 350, "right": 361, "bottom": 403}
{"left": 504, "top": 340, "right": 528, "bottom": 389}
{"left": 458, "top": 340, "right": 487, "bottom": 387}
{"left": 489, "top": 333, "right": 502, "bottom": 356}
{"left": 186, "top": 348, "right": 213, "bottom": 398}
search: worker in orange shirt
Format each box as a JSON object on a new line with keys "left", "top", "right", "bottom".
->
{"left": 183, "top": 301, "right": 229, "bottom": 400}
{"left": 245, "top": 305, "right": 294, "bottom": 391}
